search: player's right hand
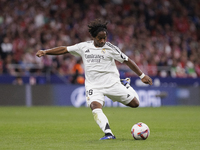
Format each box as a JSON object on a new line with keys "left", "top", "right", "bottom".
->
{"left": 36, "top": 50, "right": 46, "bottom": 57}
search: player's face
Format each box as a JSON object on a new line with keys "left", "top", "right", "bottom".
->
{"left": 93, "top": 31, "right": 107, "bottom": 47}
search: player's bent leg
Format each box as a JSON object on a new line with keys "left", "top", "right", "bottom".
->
{"left": 90, "top": 101, "right": 115, "bottom": 140}
{"left": 120, "top": 77, "right": 140, "bottom": 108}
{"left": 126, "top": 97, "right": 139, "bottom": 108}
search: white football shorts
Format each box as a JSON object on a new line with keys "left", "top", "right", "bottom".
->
{"left": 85, "top": 82, "right": 139, "bottom": 107}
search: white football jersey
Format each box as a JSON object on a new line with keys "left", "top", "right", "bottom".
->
{"left": 67, "top": 41, "right": 128, "bottom": 89}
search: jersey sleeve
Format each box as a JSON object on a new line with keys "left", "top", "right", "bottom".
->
{"left": 67, "top": 44, "right": 82, "bottom": 57}
{"left": 107, "top": 42, "right": 128, "bottom": 63}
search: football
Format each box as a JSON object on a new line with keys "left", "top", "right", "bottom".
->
{"left": 131, "top": 122, "right": 150, "bottom": 140}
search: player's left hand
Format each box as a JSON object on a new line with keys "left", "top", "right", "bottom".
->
{"left": 141, "top": 75, "right": 153, "bottom": 85}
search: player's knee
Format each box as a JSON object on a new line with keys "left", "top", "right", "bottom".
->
{"left": 90, "top": 101, "right": 102, "bottom": 110}
{"left": 127, "top": 97, "right": 139, "bottom": 108}
{"left": 134, "top": 99, "right": 140, "bottom": 108}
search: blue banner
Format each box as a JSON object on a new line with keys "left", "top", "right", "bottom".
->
{"left": 51, "top": 85, "right": 178, "bottom": 107}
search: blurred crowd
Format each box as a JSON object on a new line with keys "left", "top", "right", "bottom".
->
{"left": 1, "top": 0, "right": 200, "bottom": 83}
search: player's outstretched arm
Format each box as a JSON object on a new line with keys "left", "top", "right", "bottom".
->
{"left": 36, "top": 46, "right": 68, "bottom": 57}
{"left": 124, "top": 58, "right": 153, "bottom": 85}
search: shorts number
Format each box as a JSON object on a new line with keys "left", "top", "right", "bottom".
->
{"left": 89, "top": 89, "right": 93, "bottom": 95}
{"left": 86, "top": 89, "right": 93, "bottom": 97}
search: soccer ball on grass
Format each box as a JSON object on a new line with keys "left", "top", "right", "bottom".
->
{"left": 131, "top": 122, "right": 150, "bottom": 140}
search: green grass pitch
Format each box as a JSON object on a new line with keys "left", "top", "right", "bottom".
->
{"left": 0, "top": 106, "right": 199, "bottom": 150}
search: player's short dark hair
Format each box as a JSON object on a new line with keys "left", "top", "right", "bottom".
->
{"left": 88, "top": 19, "right": 108, "bottom": 38}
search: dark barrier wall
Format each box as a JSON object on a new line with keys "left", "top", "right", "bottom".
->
{"left": 177, "top": 86, "right": 200, "bottom": 105}
{"left": 0, "top": 84, "right": 199, "bottom": 107}
{"left": 0, "top": 85, "right": 26, "bottom": 105}
{"left": 32, "top": 85, "right": 53, "bottom": 105}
